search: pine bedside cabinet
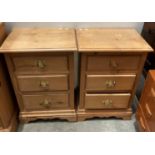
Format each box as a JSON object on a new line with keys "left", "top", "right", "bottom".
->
{"left": 76, "top": 28, "right": 153, "bottom": 121}
{"left": 0, "top": 28, "right": 77, "bottom": 123}
{"left": 136, "top": 70, "right": 155, "bottom": 132}
{"left": 0, "top": 22, "right": 17, "bottom": 131}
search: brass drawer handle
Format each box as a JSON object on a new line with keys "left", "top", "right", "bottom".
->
{"left": 40, "top": 99, "right": 51, "bottom": 108}
{"left": 40, "top": 100, "right": 64, "bottom": 108}
{"left": 102, "top": 99, "right": 113, "bottom": 108}
{"left": 139, "top": 117, "right": 146, "bottom": 131}
{"left": 36, "top": 60, "right": 46, "bottom": 69}
{"left": 145, "top": 103, "right": 152, "bottom": 118}
{"left": 40, "top": 81, "right": 49, "bottom": 88}
{"left": 105, "top": 80, "right": 116, "bottom": 88}
{"left": 110, "top": 60, "right": 119, "bottom": 69}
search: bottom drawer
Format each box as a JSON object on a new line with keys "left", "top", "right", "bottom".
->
{"left": 22, "top": 93, "right": 69, "bottom": 111}
{"left": 140, "top": 105, "right": 155, "bottom": 132}
{"left": 85, "top": 93, "right": 131, "bottom": 109}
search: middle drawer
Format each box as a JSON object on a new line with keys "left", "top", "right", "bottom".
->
{"left": 17, "top": 74, "right": 68, "bottom": 92}
{"left": 86, "top": 74, "right": 136, "bottom": 91}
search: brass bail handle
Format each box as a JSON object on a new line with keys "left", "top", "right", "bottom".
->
{"left": 102, "top": 99, "right": 113, "bottom": 107}
{"left": 105, "top": 80, "right": 116, "bottom": 88}
{"left": 40, "top": 81, "right": 49, "bottom": 88}
{"left": 40, "top": 99, "right": 51, "bottom": 108}
{"left": 37, "top": 60, "right": 46, "bottom": 69}
{"left": 110, "top": 59, "right": 119, "bottom": 69}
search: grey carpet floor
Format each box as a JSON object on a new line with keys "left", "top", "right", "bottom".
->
{"left": 18, "top": 114, "right": 137, "bottom": 132}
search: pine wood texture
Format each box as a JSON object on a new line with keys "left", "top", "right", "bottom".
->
{"left": 0, "top": 28, "right": 77, "bottom": 52}
{"left": 76, "top": 28, "right": 153, "bottom": 52}
{"left": 87, "top": 55, "right": 141, "bottom": 71}
{"left": 3, "top": 28, "right": 76, "bottom": 123}
{"left": 0, "top": 57, "right": 18, "bottom": 131}
{"left": 77, "top": 28, "right": 153, "bottom": 121}
{"left": 86, "top": 74, "right": 136, "bottom": 91}
{"left": 0, "top": 23, "right": 18, "bottom": 132}
{"left": 17, "top": 74, "right": 68, "bottom": 92}
{"left": 11, "top": 54, "right": 69, "bottom": 74}
{"left": 22, "top": 93, "right": 69, "bottom": 111}
{"left": 136, "top": 70, "right": 155, "bottom": 132}
{"left": 85, "top": 93, "right": 131, "bottom": 109}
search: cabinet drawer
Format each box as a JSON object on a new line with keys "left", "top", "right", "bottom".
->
{"left": 141, "top": 88, "right": 155, "bottom": 130}
{"left": 85, "top": 93, "right": 131, "bottom": 109}
{"left": 141, "top": 101, "right": 155, "bottom": 121}
{"left": 141, "top": 87, "right": 155, "bottom": 116}
{"left": 136, "top": 107, "right": 149, "bottom": 132}
{"left": 86, "top": 74, "right": 136, "bottom": 91}
{"left": 12, "top": 55, "right": 68, "bottom": 74}
{"left": 22, "top": 93, "right": 69, "bottom": 111}
{"left": 17, "top": 74, "right": 68, "bottom": 92}
{"left": 87, "top": 55, "right": 141, "bottom": 71}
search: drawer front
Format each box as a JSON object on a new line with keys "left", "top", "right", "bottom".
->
{"left": 86, "top": 74, "right": 136, "bottom": 91}
{"left": 136, "top": 108, "right": 148, "bottom": 132}
{"left": 22, "top": 93, "right": 69, "bottom": 111}
{"left": 17, "top": 75, "right": 68, "bottom": 92}
{"left": 12, "top": 55, "right": 68, "bottom": 74}
{"left": 85, "top": 93, "right": 131, "bottom": 109}
{"left": 141, "top": 88, "right": 155, "bottom": 131}
{"left": 87, "top": 55, "right": 141, "bottom": 71}
{"left": 141, "top": 87, "right": 155, "bottom": 117}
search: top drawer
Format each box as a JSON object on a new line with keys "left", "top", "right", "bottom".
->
{"left": 11, "top": 54, "right": 69, "bottom": 74}
{"left": 87, "top": 55, "right": 141, "bottom": 72}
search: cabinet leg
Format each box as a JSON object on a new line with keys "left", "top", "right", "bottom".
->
{"left": 66, "top": 117, "right": 77, "bottom": 122}
{"left": 122, "top": 115, "right": 132, "bottom": 120}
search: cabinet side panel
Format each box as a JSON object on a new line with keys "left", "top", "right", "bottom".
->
{"left": 0, "top": 56, "right": 15, "bottom": 128}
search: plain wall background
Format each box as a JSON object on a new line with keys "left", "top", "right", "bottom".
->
{"left": 5, "top": 22, "right": 144, "bottom": 87}
{"left": 5, "top": 22, "right": 144, "bottom": 33}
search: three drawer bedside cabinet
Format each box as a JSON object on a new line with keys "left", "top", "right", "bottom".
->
{"left": 76, "top": 28, "right": 153, "bottom": 121}
{"left": 136, "top": 70, "right": 155, "bottom": 132}
{"left": 0, "top": 28, "right": 77, "bottom": 123}
{"left": 0, "top": 22, "right": 18, "bottom": 131}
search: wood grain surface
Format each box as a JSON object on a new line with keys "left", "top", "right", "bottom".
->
{"left": 0, "top": 28, "right": 77, "bottom": 52}
{"left": 76, "top": 28, "right": 153, "bottom": 52}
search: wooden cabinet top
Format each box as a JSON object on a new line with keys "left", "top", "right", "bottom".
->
{"left": 0, "top": 28, "right": 77, "bottom": 53}
{"left": 76, "top": 28, "right": 153, "bottom": 52}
